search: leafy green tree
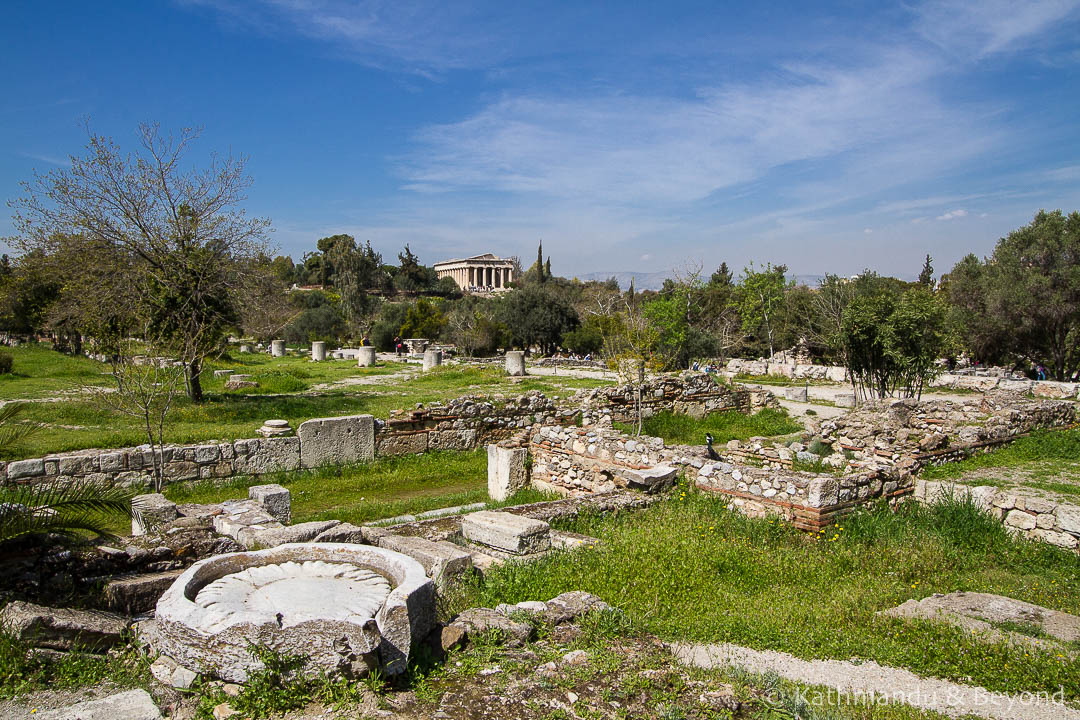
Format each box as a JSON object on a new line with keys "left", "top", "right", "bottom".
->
{"left": 10, "top": 124, "right": 269, "bottom": 402}
{"left": 399, "top": 298, "right": 446, "bottom": 339}
{"left": 445, "top": 296, "right": 507, "bottom": 356}
{"left": 984, "top": 210, "right": 1080, "bottom": 380}
{"left": 735, "top": 263, "right": 789, "bottom": 358}
{"left": 499, "top": 284, "right": 578, "bottom": 354}
{"left": 395, "top": 244, "right": 436, "bottom": 292}
{"left": 842, "top": 283, "right": 955, "bottom": 400}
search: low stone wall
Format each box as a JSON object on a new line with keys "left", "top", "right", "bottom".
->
{"left": 725, "top": 358, "right": 1080, "bottom": 398}
{"left": 819, "top": 392, "right": 1079, "bottom": 471}
{"left": 574, "top": 373, "right": 777, "bottom": 425}
{"left": 915, "top": 479, "right": 1079, "bottom": 552}
{"left": 0, "top": 436, "right": 303, "bottom": 488}
{"left": 534, "top": 358, "right": 607, "bottom": 370}
{"left": 374, "top": 391, "right": 575, "bottom": 456}
{"left": 525, "top": 425, "right": 669, "bottom": 495}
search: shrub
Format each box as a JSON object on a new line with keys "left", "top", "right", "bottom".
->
{"left": 0, "top": 351, "right": 12, "bottom": 375}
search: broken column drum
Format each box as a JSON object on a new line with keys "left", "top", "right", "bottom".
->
{"left": 357, "top": 346, "right": 376, "bottom": 367}
{"left": 152, "top": 543, "right": 435, "bottom": 682}
{"left": 311, "top": 341, "right": 326, "bottom": 362}
{"left": 423, "top": 348, "right": 442, "bottom": 371}
{"left": 505, "top": 350, "right": 526, "bottom": 376}
{"left": 271, "top": 340, "right": 285, "bottom": 357}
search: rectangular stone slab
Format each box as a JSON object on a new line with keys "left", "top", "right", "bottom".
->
{"left": 461, "top": 510, "right": 550, "bottom": 555}
{"left": 298, "top": 414, "right": 375, "bottom": 468}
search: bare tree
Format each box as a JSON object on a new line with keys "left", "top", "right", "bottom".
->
{"left": 97, "top": 341, "right": 186, "bottom": 492}
{"left": 11, "top": 123, "right": 271, "bottom": 402}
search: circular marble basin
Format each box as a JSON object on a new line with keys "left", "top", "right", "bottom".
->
{"left": 152, "top": 543, "right": 435, "bottom": 682}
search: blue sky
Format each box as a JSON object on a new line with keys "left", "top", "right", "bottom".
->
{"left": 2, "top": 1, "right": 1079, "bottom": 280}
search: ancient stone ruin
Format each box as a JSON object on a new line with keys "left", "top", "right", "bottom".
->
{"left": 147, "top": 543, "right": 435, "bottom": 681}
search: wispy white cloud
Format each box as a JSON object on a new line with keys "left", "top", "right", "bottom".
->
{"left": 936, "top": 209, "right": 968, "bottom": 220}
{"left": 17, "top": 151, "right": 67, "bottom": 166}
{"left": 913, "top": 0, "right": 1080, "bottom": 57}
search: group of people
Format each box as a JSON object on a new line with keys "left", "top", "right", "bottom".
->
{"left": 691, "top": 360, "right": 720, "bottom": 374}
{"left": 550, "top": 352, "right": 593, "bottom": 361}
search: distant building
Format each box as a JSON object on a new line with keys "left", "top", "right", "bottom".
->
{"left": 434, "top": 253, "right": 515, "bottom": 293}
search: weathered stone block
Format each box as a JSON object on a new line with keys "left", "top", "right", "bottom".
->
{"left": 357, "top": 346, "right": 376, "bottom": 367}
{"left": 376, "top": 431, "right": 429, "bottom": 456}
{"left": 132, "top": 493, "right": 178, "bottom": 536}
{"left": 807, "top": 477, "right": 838, "bottom": 507}
{"left": 193, "top": 444, "right": 221, "bottom": 464}
{"left": 834, "top": 394, "right": 856, "bottom": 408}
{"left": 1005, "top": 509, "right": 1036, "bottom": 530}
{"left": 104, "top": 570, "right": 185, "bottom": 614}
{"left": 1056, "top": 504, "right": 1080, "bottom": 534}
{"left": 783, "top": 386, "right": 808, "bottom": 402}
{"left": 462, "top": 511, "right": 550, "bottom": 554}
{"left": 299, "top": 414, "right": 375, "bottom": 468}
{"left": 313, "top": 522, "right": 367, "bottom": 543}
{"left": 0, "top": 601, "right": 129, "bottom": 651}
{"left": 249, "top": 483, "right": 291, "bottom": 523}
{"left": 487, "top": 445, "right": 528, "bottom": 502}
{"left": 7, "top": 458, "right": 45, "bottom": 480}
{"left": 377, "top": 534, "right": 473, "bottom": 587}
{"left": 239, "top": 520, "right": 340, "bottom": 549}
{"left": 271, "top": 339, "right": 285, "bottom": 357}
{"left": 619, "top": 464, "right": 678, "bottom": 493}
{"left": 1032, "top": 528, "right": 1079, "bottom": 549}
{"left": 35, "top": 689, "right": 162, "bottom": 720}
{"left": 429, "top": 429, "right": 479, "bottom": 451}
{"left": 311, "top": 341, "right": 326, "bottom": 361}
{"left": 236, "top": 437, "right": 301, "bottom": 474}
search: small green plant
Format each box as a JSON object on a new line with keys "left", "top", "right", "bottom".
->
{"left": 0, "top": 476, "right": 137, "bottom": 548}
{"left": 807, "top": 437, "right": 830, "bottom": 456}
{"left": 804, "top": 408, "right": 817, "bottom": 416}
{"left": 0, "top": 351, "right": 13, "bottom": 375}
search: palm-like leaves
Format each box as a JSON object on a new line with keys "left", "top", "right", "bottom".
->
{"left": 0, "top": 477, "right": 139, "bottom": 546}
{"left": 0, "top": 403, "right": 41, "bottom": 456}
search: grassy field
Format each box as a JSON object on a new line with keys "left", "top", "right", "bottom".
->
{"left": 0, "top": 345, "right": 610, "bottom": 460}
{"left": 445, "top": 489, "right": 1080, "bottom": 701}
{"left": 163, "top": 449, "right": 554, "bottom": 525}
{"left": 920, "top": 428, "right": 1080, "bottom": 499}
{"left": 616, "top": 408, "right": 803, "bottom": 445}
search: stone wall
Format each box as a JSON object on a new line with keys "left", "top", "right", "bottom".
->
{"left": 0, "top": 436, "right": 302, "bottom": 488}
{"left": 915, "top": 479, "right": 1079, "bottom": 553}
{"left": 573, "top": 373, "right": 778, "bottom": 425}
{"left": 374, "top": 391, "right": 575, "bottom": 456}
{"left": 818, "top": 392, "right": 1079, "bottom": 471}
{"left": 525, "top": 425, "right": 670, "bottom": 495}
{"left": 724, "top": 357, "right": 1080, "bottom": 398}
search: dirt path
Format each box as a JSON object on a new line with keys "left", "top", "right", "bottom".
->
{"left": 670, "top": 642, "right": 1078, "bottom": 720}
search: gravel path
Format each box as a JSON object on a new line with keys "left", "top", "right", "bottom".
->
{"left": 670, "top": 642, "right": 1078, "bottom": 720}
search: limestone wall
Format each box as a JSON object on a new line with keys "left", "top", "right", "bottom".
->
{"left": 374, "top": 391, "right": 574, "bottom": 456}
{"left": 525, "top": 425, "right": 668, "bottom": 495}
{"left": 915, "top": 480, "right": 1079, "bottom": 553}
{"left": 0, "top": 437, "right": 302, "bottom": 488}
{"left": 573, "top": 373, "right": 777, "bottom": 425}
{"left": 724, "top": 357, "right": 1080, "bottom": 398}
{"left": 819, "top": 393, "right": 1079, "bottom": 471}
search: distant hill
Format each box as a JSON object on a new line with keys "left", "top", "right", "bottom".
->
{"left": 576, "top": 270, "right": 674, "bottom": 291}
{"left": 577, "top": 271, "right": 827, "bottom": 290}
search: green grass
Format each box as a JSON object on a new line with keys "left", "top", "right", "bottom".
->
{"left": 1, "top": 350, "right": 612, "bottom": 459}
{"left": 0, "top": 630, "right": 150, "bottom": 700}
{"left": 444, "top": 489, "right": 1080, "bottom": 700}
{"left": 163, "top": 450, "right": 556, "bottom": 526}
{"left": 616, "top": 408, "right": 802, "bottom": 445}
{"left": 0, "top": 343, "right": 112, "bottom": 400}
{"left": 165, "top": 449, "right": 487, "bottom": 523}
{"left": 920, "top": 428, "right": 1080, "bottom": 497}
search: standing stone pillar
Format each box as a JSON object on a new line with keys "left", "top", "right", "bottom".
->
{"left": 423, "top": 348, "right": 442, "bottom": 371}
{"left": 311, "top": 341, "right": 326, "bottom": 362}
{"left": 505, "top": 350, "right": 526, "bottom": 376}
{"left": 239, "top": 344, "right": 252, "bottom": 353}
{"left": 487, "top": 444, "right": 528, "bottom": 501}
{"left": 357, "top": 346, "right": 376, "bottom": 367}
{"left": 271, "top": 340, "right": 285, "bottom": 357}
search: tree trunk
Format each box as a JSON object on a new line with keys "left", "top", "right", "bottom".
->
{"left": 187, "top": 359, "right": 204, "bottom": 403}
